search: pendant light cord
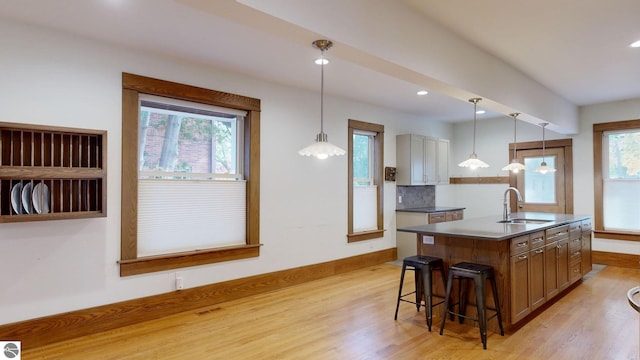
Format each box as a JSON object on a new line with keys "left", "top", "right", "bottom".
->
{"left": 320, "top": 50, "right": 325, "bottom": 135}
{"left": 541, "top": 123, "right": 547, "bottom": 161}
{"left": 512, "top": 113, "right": 518, "bottom": 159}
{"left": 472, "top": 102, "right": 477, "bottom": 154}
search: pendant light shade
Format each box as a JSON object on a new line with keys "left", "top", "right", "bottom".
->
{"left": 501, "top": 113, "right": 527, "bottom": 173}
{"left": 298, "top": 40, "right": 345, "bottom": 160}
{"left": 458, "top": 98, "right": 489, "bottom": 169}
{"left": 534, "top": 123, "right": 556, "bottom": 174}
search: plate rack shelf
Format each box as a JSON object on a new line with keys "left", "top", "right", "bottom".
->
{"left": 0, "top": 122, "right": 107, "bottom": 223}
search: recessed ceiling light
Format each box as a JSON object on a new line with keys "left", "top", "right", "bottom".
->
{"left": 416, "top": 90, "right": 429, "bottom": 96}
{"left": 476, "top": 110, "right": 486, "bottom": 115}
{"left": 630, "top": 40, "right": 640, "bottom": 48}
{"left": 315, "top": 58, "right": 329, "bottom": 65}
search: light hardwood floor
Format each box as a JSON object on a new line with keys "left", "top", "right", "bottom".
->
{"left": 23, "top": 264, "right": 640, "bottom": 359}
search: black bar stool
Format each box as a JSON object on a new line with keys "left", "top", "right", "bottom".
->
{"left": 439, "top": 262, "right": 504, "bottom": 349}
{"left": 394, "top": 255, "right": 447, "bottom": 331}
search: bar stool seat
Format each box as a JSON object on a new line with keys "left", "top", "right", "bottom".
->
{"left": 439, "top": 262, "right": 504, "bottom": 349}
{"left": 394, "top": 255, "right": 447, "bottom": 331}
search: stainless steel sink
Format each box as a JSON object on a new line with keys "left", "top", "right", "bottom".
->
{"left": 497, "top": 218, "right": 552, "bottom": 224}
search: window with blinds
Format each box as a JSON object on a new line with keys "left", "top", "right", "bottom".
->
{"left": 137, "top": 95, "right": 247, "bottom": 256}
{"left": 602, "top": 128, "right": 640, "bottom": 232}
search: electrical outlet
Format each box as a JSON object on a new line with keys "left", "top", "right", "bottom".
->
{"left": 398, "top": 195, "right": 403, "bottom": 204}
{"left": 175, "top": 275, "right": 184, "bottom": 290}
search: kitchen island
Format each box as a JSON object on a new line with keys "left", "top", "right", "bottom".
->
{"left": 397, "top": 212, "right": 592, "bottom": 332}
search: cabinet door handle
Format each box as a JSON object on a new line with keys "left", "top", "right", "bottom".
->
{"left": 518, "top": 255, "right": 528, "bottom": 260}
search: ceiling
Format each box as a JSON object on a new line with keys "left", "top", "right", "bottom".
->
{"left": 1, "top": 0, "right": 639, "bottom": 129}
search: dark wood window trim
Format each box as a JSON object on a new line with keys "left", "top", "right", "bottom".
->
{"left": 593, "top": 119, "right": 640, "bottom": 241}
{"left": 120, "top": 73, "right": 261, "bottom": 276}
{"left": 347, "top": 119, "right": 384, "bottom": 243}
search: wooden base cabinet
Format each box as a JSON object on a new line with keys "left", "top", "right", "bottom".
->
{"left": 510, "top": 232, "right": 545, "bottom": 324}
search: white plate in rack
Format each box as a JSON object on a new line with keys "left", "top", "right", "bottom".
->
{"left": 32, "top": 183, "right": 50, "bottom": 214}
{"left": 21, "top": 182, "right": 33, "bottom": 214}
{"left": 11, "top": 183, "right": 25, "bottom": 214}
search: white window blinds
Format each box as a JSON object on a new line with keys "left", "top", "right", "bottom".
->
{"left": 137, "top": 179, "right": 246, "bottom": 257}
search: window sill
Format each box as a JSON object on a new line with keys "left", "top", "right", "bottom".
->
{"left": 119, "top": 244, "right": 261, "bottom": 276}
{"left": 594, "top": 230, "right": 640, "bottom": 242}
{"left": 347, "top": 229, "right": 385, "bottom": 243}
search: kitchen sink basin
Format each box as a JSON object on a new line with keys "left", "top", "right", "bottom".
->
{"left": 497, "top": 218, "right": 552, "bottom": 224}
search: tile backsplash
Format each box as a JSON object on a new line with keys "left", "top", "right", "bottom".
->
{"left": 396, "top": 185, "right": 435, "bottom": 209}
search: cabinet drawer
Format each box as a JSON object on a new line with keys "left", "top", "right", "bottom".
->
{"left": 445, "top": 210, "right": 464, "bottom": 222}
{"left": 546, "top": 225, "right": 569, "bottom": 244}
{"left": 569, "top": 236, "right": 582, "bottom": 252}
{"left": 428, "top": 212, "right": 447, "bottom": 223}
{"left": 511, "top": 235, "right": 530, "bottom": 255}
{"left": 569, "top": 222, "right": 581, "bottom": 240}
{"left": 530, "top": 232, "right": 545, "bottom": 249}
{"left": 569, "top": 259, "right": 582, "bottom": 282}
{"left": 570, "top": 248, "right": 582, "bottom": 262}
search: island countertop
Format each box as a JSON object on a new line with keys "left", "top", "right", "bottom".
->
{"left": 397, "top": 212, "right": 591, "bottom": 241}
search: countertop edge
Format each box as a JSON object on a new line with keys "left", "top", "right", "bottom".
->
{"left": 397, "top": 213, "right": 592, "bottom": 241}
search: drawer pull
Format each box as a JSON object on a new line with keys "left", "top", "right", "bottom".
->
{"left": 573, "top": 251, "right": 581, "bottom": 256}
{"left": 534, "top": 249, "right": 544, "bottom": 254}
{"left": 518, "top": 255, "right": 528, "bottom": 260}
{"left": 573, "top": 269, "right": 580, "bottom": 273}
{"left": 516, "top": 242, "right": 528, "bottom": 248}
{"left": 573, "top": 238, "right": 581, "bottom": 242}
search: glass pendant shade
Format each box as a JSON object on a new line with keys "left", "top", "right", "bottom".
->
{"left": 534, "top": 161, "right": 556, "bottom": 174}
{"left": 299, "top": 39, "right": 345, "bottom": 160}
{"left": 501, "top": 112, "right": 526, "bottom": 173}
{"left": 298, "top": 132, "right": 346, "bottom": 159}
{"left": 502, "top": 159, "right": 527, "bottom": 173}
{"left": 534, "top": 122, "right": 555, "bottom": 174}
{"left": 458, "top": 153, "right": 489, "bottom": 169}
{"left": 458, "top": 98, "right": 489, "bottom": 168}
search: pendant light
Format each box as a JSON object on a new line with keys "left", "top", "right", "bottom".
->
{"left": 298, "top": 40, "right": 346, "bottom": 160}
{"left": 501, "top": 113, "right": 527, "bottom": 173}
{"left": 458, "top": 97, "right": 489, "bottom": 169}
{"left": 534, "top": 123, "right": 556, "bottom": 174}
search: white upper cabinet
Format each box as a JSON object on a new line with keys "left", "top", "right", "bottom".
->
{"left": 396, "top": 134, "right": 449, "bottom": 185}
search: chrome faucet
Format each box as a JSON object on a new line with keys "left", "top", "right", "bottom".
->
{"left": 503, "top": 187, "right": 523, "bottom": 221}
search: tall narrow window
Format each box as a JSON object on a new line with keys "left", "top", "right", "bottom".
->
{"left": 120, "top": 73, "right": 261, "bottom": 276}
{"left": 348, "top": 119, "right": 384, "bottom": 242}
{"left": 602, "top": 129, "right": 640, "bottom": 232}
{"left": 593, "top": 119, "right": 640, "bottom": 240}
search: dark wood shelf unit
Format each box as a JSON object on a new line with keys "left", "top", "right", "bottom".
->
{"left": 0, "top": 122, "right": 107, "bottom": 222}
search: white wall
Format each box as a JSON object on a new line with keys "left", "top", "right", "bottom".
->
{"left": 0, "top": 19, "right": 452, "bottom": 324}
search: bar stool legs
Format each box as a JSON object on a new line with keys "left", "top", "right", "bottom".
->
{"left": 439, "top": 262, "right": 504, "bottom": 349}
{"left": 394, "top": 255, "right": 447, "bottom": 331}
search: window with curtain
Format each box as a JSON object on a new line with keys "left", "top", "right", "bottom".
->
{"left": 120, "top": 73, "right": 261, "bottom": 276}
{"left": 593, "top": 119, "right": 640, "bottom": 241}
{"left": 348, "top": 119, "right": 384, "bottom": 242}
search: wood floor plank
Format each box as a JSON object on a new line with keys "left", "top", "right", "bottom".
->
{"left": 22, "top": 264, "right": 640, "bottom": 359}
